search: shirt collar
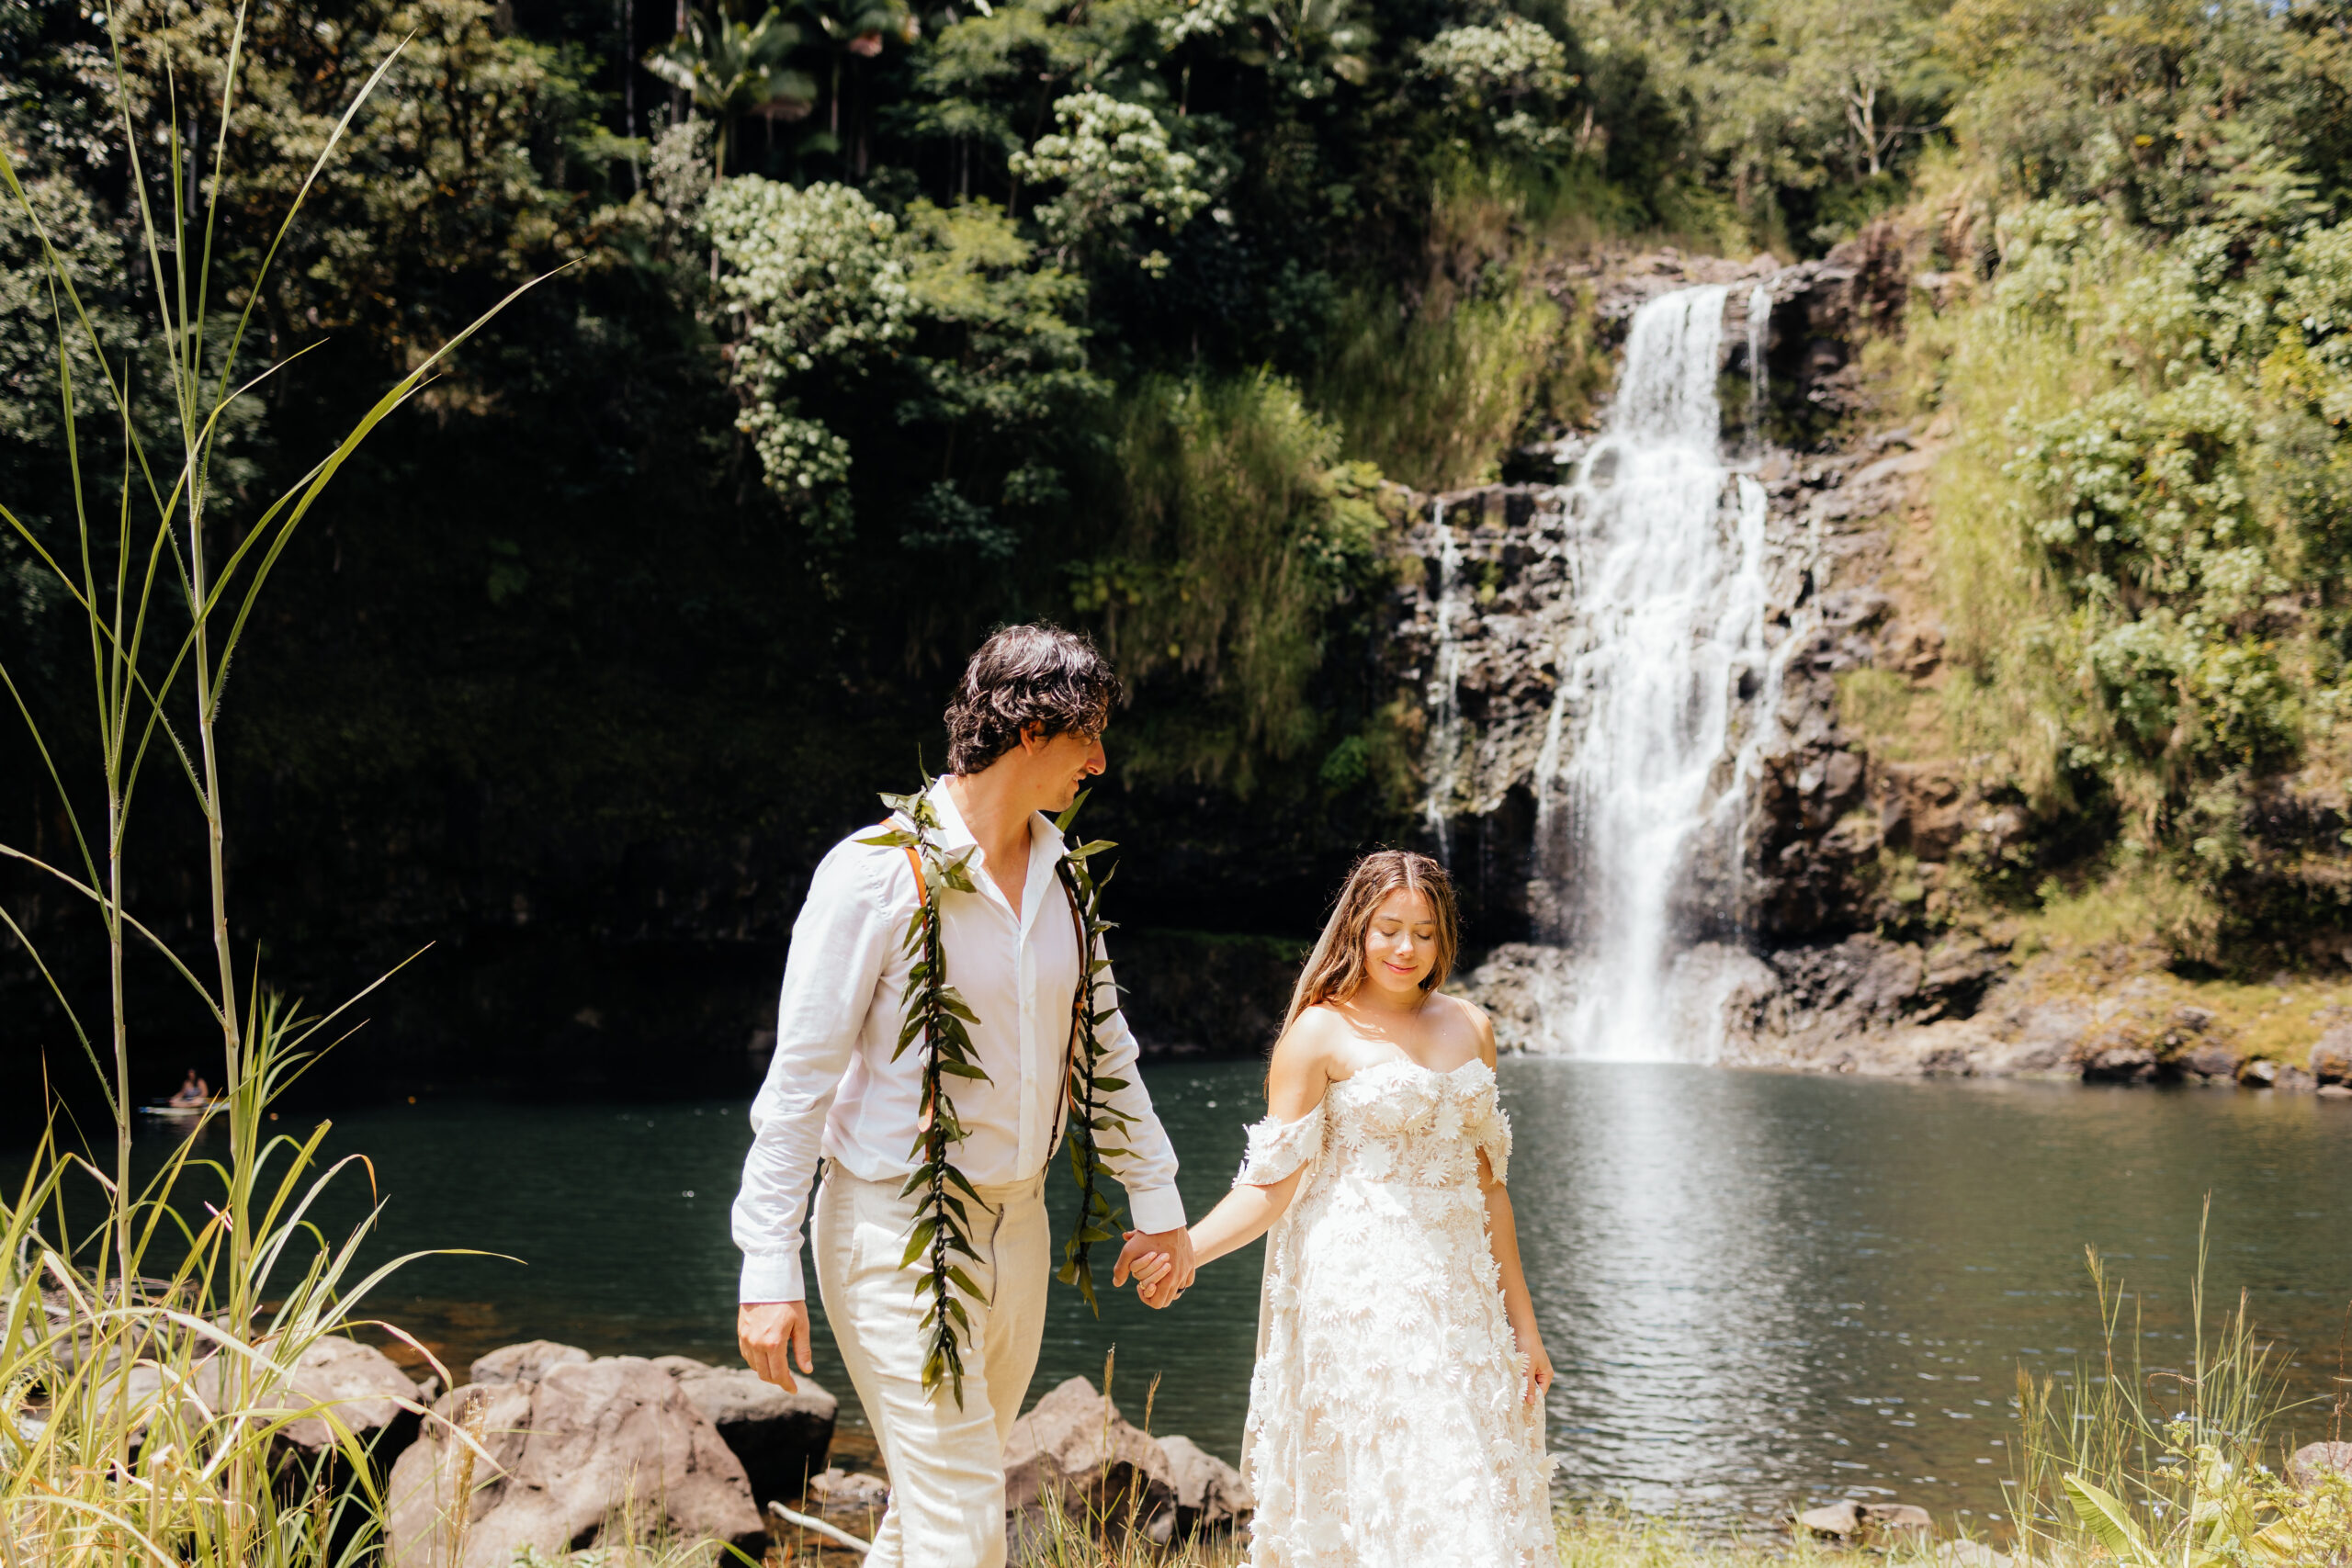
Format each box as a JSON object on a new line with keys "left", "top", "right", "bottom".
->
{"left": 922, "top": 778, "right": 1069, "bottom": 863}
{"left": 922, "top": 784, "right": 1072, "bottom": 931}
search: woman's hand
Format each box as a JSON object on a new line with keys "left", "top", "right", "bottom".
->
{"left": 1518, "top": 1323, "right": 1554, "bottom": 1404}
{"left": 1113, "top": 1228, "right": 1193, "bottom": 1307}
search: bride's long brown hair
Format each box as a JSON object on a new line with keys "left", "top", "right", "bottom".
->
{"left": 1281, "top": 851, "right": 1460, "bottom": 1036}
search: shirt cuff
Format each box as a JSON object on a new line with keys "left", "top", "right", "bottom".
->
{"left": 1124, "top": 1184, "right": 1187, "bottom": 1236}
{"left": 740, "top": 1251, "right": 807, "bottom": 1303}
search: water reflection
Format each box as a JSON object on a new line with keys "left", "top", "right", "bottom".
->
{"left": 1506, "top": 1063, "right": 2352, "bottom": 1524}
{"left": 66, "top": 1057, "right": 2352, "bottom": 1526}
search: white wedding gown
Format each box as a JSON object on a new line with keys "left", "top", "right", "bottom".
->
{"left": 1234, "top": 1057, "right": 1559, "bottom": 1567}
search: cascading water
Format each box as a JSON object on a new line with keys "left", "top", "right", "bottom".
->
{"left": 1421, "top": 501, "right": 1466, "bottom": 864}
{"left": 1526, "top": 284, "right": 1779, "bottom": 1061}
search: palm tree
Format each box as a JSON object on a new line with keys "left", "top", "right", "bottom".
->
{"left": 644, "top": 6, "right": 818, "bottom": 175}
{"left": 797, "top": 0, "right": 916, "bottom": 171}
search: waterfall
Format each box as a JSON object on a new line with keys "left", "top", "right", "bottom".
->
{"left": 1527, "top": 284, "right": 1777, "bottom": 1062}
{"left": 1745, "top": 279, "right": 1771, "bottom": 446}
{"left": 1421, "top": 501, "right": 1466, "bottom": 864}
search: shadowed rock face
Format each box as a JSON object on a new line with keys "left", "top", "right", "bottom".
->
{"left": 280, "top": 1336, "right": 424, "bottom": 1468}
{"left": 650, "top": 1354, "right": 837, "bottom": 1506}
{"left": 386, "top": 1355, "right": 765, "bottom": 1568}
{"left": 1003, "top": 1375, "right": 1175, "bottom": 1549}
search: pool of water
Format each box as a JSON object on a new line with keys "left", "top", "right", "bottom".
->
{"left": 74, "top": 1059, "right": 2352, "bottom": 1527}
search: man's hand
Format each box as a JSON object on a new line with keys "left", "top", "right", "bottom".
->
{"left": 1112, "top": 1227, "right": 1196, "bottom": 1309}
{"left": 739, "top": 1301, "right": 814, "bottom": 1391}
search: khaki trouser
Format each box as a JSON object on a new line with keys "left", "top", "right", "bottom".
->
{"left": 812, "top": 1164, "right": 1050, "bottom": 1568}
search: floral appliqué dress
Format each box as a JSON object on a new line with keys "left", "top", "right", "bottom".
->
{"left": 1234, "top": 1057, "right": 1558, "bottom": 1568}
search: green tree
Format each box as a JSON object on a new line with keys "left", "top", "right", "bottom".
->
{"left": 704, "top": 177, "right": 1100, "bottom": 550}
{"left": 796, "top": 0, "right": 920, "bottom": 171}
{"left": 1417, "top": 17, "right": 1575, "bottom": 157}
{"left": 644, "top": 6, "right": 818, "bottom": 175}
{"left": 1007, "top": 90, "right": 1210, "bottom": 269}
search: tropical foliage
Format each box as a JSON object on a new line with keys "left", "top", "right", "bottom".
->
{"left": 19, "top": 0, "right": 2352, "bottom": 1067}
{"left": 1859, "top": 0, "right": 2352, "bottom": 953}
{"left": 1, "top": 11, "right": 503, "bottom": 1562}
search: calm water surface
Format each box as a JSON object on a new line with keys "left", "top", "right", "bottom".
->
{"left": 99, "top": 1061, "right": 2352, "bottom": 1526}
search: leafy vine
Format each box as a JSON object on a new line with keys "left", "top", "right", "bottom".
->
{"left": 857, "top": 782, "right": 1140, "bottom": 1401}
{"left": 1051, "top": 792, "right": 1136, "bottom": 1312}
{"left": 859, "top": 784, "right": 989, "bottom": 1404}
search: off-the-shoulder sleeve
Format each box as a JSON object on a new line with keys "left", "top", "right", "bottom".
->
{"left": 1234, "top": 1104, "right": 1327, "bottom": 1188}
{"left": 1468, "top": 1096, "right": 1512, "bottom": 1184}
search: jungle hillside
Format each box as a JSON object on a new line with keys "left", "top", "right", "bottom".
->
{"left": 11, "top": 0, "right": 2352, "bottom": 1105}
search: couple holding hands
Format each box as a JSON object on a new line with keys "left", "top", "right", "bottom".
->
{"left": 730, "top": 625, "right": 1559, "bottom": 1568}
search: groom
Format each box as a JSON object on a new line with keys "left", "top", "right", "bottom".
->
{"left": 732, "top": 624, "right": 1196, "bottom": 1566}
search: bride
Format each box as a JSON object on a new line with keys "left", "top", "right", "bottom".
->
{"left": 1122, "top": 850, "right": 1558, "bottom": 1567}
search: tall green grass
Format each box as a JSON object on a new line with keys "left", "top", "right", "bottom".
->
{"left": 2007, "top": 1213, "right": 2352, "bottom": 1566}
{"left": 1080, "top": 370, "right": 1389, "bottom": 791}
{"left": 0, "top": 7, "right": 535, "bottom": 1563}
{"left": 1311, "top": 158, "right": 1739, "bottom": 493}
{"left": 1314, "top": 164, "right": 1583, "bottom": 492}
{"left": 1885, "top": 283, "right": 2083, "bottom": 819}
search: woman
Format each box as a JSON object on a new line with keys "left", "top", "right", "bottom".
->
{"left": 1127, "top": 851, "right": 1557, "bottom": 1567}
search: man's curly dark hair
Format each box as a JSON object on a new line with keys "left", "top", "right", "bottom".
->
{"left": 944, "top": 624, "right": 1123, "bottom": 775}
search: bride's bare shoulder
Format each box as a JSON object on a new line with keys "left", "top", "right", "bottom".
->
{"left": 1272, "top": 1003, "right": 1352, "bottom": 1067}
{"left": 1265, "top": 1004, "right": 1351, "bottom": 1102}
{"left": 1433, "top": 991, "right": 1498, "bottom": 1066}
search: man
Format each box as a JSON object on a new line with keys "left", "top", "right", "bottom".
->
{"left": 732, "top": 623, "right": 1196, "bottom": 1567}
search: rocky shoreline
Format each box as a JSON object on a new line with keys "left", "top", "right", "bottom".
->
{"left": 295, "top": 1335, "right": 1250, "bottom": 1565}
{"left": 1464, "top": 932, "right": 2352, "bottom": 1091}
{"left": 225, "top": 1328, "right": 2352, "bottom": 1566}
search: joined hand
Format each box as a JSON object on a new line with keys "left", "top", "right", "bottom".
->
{"left": 1113, "top": 1226, "right": 1196, "bottom": 1308}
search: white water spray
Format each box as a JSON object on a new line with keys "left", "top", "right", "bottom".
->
{"left": 1421, "top": 500, "right": 1466, "bottom": 863}
{"left": 1530, "top": 284, "right": 1778, "bottom": 1062}
{"left": 1746, "top": 280, "right": 1771, "bottom": 446}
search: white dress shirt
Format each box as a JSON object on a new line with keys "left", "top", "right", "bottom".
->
{"left": 733, "top": 784, "right": 1186, "bottom": 1301}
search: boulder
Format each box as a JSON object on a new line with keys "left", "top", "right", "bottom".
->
{"left": 2289, "top": 1441, "right": 2352, "bottom": 1490}
{"left": 1795, "top": 1500, "right": 1859, "bottom": 1538}
{"left": 120, "top": 1339, "right": 418, "bottom": 1476}
{"left": 2321, "top": 1084, "right": 2352, "bottom": 1100}
{"left": 1937, "top": 1543, "right": 2012, "bottom": 1568}
{"left": 1003, "top": 1377, "right": 1173, "bottom": 1543}
{"left": 2084, "top": 1044, "right": 2159, "bottom": 1084}
{"left": 280, "top": 1337, "right": 424, "bottom": 1468}
{"left": 1859, "top": 1501, "right": 1933, "bottom": 1539}
{"left": 469, "top": 1340, "right": 591, "bottom": 1388}
{"left": 2240, "top": 1058, "right": 2280, "bottom": 1087}
{"left": 2311, "top": 1027, "right": 2352, "bottom": 1085}
{"left": 1985, "top": 999, "right": 2093, "bottom": 1077}
{"left": 806, "top": 1466, "right": 890, "bottom": 1521}
{"left": 1795, "top": 1498, "right": 1930, "bottom": 1543}
{"left": 385, "top": 1357, "right": 764, "bottom": 1568}
{"left": 2180, "top": 1042, "right": 2243, "bottom": 1080}
{"left": 1158, "top": 1435, "right": 1252, "bottom": 1536}
{"left": 651, "top": 1356, "right": 837, "bottom": 1505}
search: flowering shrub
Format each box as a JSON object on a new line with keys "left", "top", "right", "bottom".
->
{"left": 1010, "top": 92, "right": 1210, "bottom": 269}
